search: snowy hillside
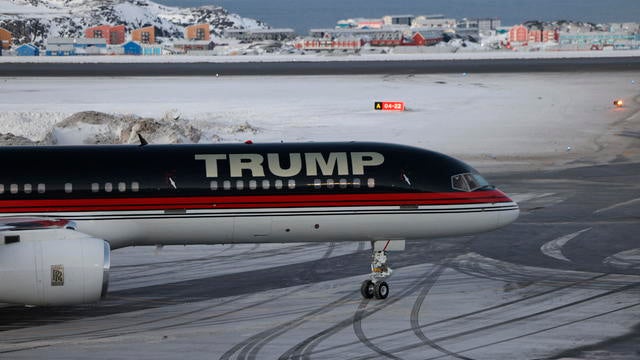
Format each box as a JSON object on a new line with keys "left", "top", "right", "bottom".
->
{"left": 0, "top": 0, "right": 265, "bottom": 46}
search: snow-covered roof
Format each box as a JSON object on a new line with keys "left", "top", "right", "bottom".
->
{"left": 17, "top": 44, "right": 38, "bottom": 49}
{"left": 47, "top": 37, "right": 75, "bottom": 45}
{"left": 76, "top": 38, "right": 107, "bottom": 45}
{"left": 46, "top": 44, "right": 75, "bottom": 51}
{"left": 413, "top": 29, "right": 445, "bottom": 37}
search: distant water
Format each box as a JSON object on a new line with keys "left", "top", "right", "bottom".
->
{"left": 154, "top": 0, "right": 640, "bottom": 34}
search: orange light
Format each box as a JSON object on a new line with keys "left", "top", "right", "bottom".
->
{"left": 613, "top": 99, "right": 624, "bottom": 107}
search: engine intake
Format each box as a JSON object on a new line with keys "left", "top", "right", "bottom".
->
{"left": 0, "top": 228, "right": 110, "bottom": 306}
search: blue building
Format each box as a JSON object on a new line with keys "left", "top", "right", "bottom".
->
{"left": 142, "top": 45, "right": 163, "bottom": 55}
{"left": 15, "top": 44, "right": 39, "bottom": 56}
{"left": 123, "top": 41, "right": 142, "bottom": 55}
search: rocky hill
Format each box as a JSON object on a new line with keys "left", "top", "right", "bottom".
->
{"left": 0, "top": 0, "right": 265, "bottom": 46}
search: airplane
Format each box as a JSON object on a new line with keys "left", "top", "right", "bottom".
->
{"left": 0, "top": 141, "right": 519, "bottom": 306}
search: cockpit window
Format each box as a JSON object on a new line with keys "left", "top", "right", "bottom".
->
{"left": 451, "top": 173, "right": 493, "bottom": 192}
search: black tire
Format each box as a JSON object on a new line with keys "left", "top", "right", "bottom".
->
{"left": 374, "top": 281, "right": 389, "bottom": 299}
{"left": 360, "top": 280, "right": 374, "bottom": 299}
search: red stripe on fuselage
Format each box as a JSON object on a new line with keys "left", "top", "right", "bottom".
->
{"left": 0, "top": 190, "right": 512, "bottom": 213}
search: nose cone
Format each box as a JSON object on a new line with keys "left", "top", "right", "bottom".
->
{"left": 496, "top": 191, "right": 520, "bottom": 228}
{"left": 499, "top": 204, "right": 520, "bottom": 227}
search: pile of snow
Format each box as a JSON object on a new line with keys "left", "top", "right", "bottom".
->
{"left": 0, "top": 110, "right": 262, "bottom": 146}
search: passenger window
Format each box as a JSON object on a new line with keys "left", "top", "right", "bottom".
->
{"left": 367, "top": 178, "right": 375, "bottom": 188}
{"left": 10, "top": 184, "right": 18, "bottom": 194}
{"left": 262, "top": 180, "right": 270, "bottom": 190}
{"left": 0, "top": 184, "right": 4, "bottom": 194}
{"left": 210, "top": 181, "right": 218, "bottom": 191}
{"left": 236, "top": 180, "right": 244, "bottom": 190}
{"left": 37, "top": 184, "right": 45, "bottom": 194}
{"left": 105, "top": 182, "right": 113, "bottom": 193}
{"left": 24, "top": 184, "right": 32, "bottom": 194}
{"left": 118, "top": 182, "right": 126, "bottom": 192}
{"left": 223, "top": 180, "right": 231, "bottom": 190}
{"left": 131, "top": 182, "right": 140, "bottom": 192}
{"left": 339, "top": 179, "right": 348, "bottom": 189}
{"left": 353, "top": 178, "right": 361, "bottom": 188}
{"left": 249, "top": 180, "right": 257, "bottom": 190}
{"left": 314, "top": 179, "right": 322, "bottom": 189}
{"left": 64, "top": 183, "right": 72, "bottom": 193}
{"left": 91, "top": 183, "right": 99, "bottom": 193}
{"left": 275, "top": 179, "right": 283, "bottom": 189}
{"left": 288, "top": 179, "right": 295, "bottom": 189}
{"left": 326, "top": 179, "right": 335, "bottom": 189}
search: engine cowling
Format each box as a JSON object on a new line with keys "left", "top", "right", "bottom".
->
{"left": 0, "top": 228, "right": 110, "bottom": 306}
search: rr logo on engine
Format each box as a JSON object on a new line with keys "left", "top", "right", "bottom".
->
{"left": 51, "top": 265, "right": 64, "bottom": 286}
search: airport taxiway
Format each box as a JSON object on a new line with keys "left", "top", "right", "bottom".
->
{"left": 1, "top": 55, "right": 639, "bottom": 76}
{"left": 0, "top": 161, "right": 638, "bottom": 359}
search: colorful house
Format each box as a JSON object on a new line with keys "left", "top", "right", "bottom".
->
{"left": 0, "top": 27, "right": 12, "bottom": 50}
{"left": 508, "top": 25, "right": 528, "bottom": 43}
{"left": 85, "top": 25, "right": 126, "bottom": 45}
{"left": 142, "top": 44, "right": 163, "bottom": 56}
{"left": 535, "top": 29, "right": 557, "bottom": 42}
{"left": 185, "top": 24, "right": 210, "bottom": 41}
{"left": 406, "top": 30, "right": 443, "bottom": 46}
{"left": 132, "top": 26, "right": 155, "bottom": 44}
{"left": 15, "top": 44, "right": 39, "bottom": 56}
{"left": 123, "top": 41, "right": 142, "bottom": 55}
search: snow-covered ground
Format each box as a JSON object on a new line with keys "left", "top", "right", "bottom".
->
{"left": 0, "top": 72, "right": 638, "bottom": 172}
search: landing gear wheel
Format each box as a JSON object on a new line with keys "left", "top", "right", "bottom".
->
{"left": 360, "top": 280, "right": 374, "bottom": 299}
{"left": 374, "top": 281, "right": 389, "bottom": 299}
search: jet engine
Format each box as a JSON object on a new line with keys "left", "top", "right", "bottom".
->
{"left": 0, "top": 228, "right": 110, "bottom": 306}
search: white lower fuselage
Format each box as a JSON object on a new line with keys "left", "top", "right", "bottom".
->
{"left": 10, "top": 201, "right": 519, "bottom": 249}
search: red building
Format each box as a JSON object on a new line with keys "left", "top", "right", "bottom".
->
{"left": 527, "top": 29, "right": 557, "bottom": 43}
{"left": 403, "top": 31, "right": 443, "bottom": 46}
{"left": 85, "top": 25, "right": 126, "bottom": 45}
{"left": 508, "top": 25, "right": 528, "bottom": 43}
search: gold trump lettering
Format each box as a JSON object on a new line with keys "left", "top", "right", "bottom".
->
{"left": 195, "top": 152, "right": 384, "bottom": 178}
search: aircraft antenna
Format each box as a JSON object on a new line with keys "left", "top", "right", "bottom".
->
{"left": 138, "top": 133, "right": 149, "bottom": 147}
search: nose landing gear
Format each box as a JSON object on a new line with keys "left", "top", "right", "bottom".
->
{"left": 360, "top": 249, "right": 393, "bottom": 299}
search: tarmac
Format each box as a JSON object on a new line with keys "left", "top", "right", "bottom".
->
{"left": 0, "top": 161, "right": 638, "bottom": 359}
